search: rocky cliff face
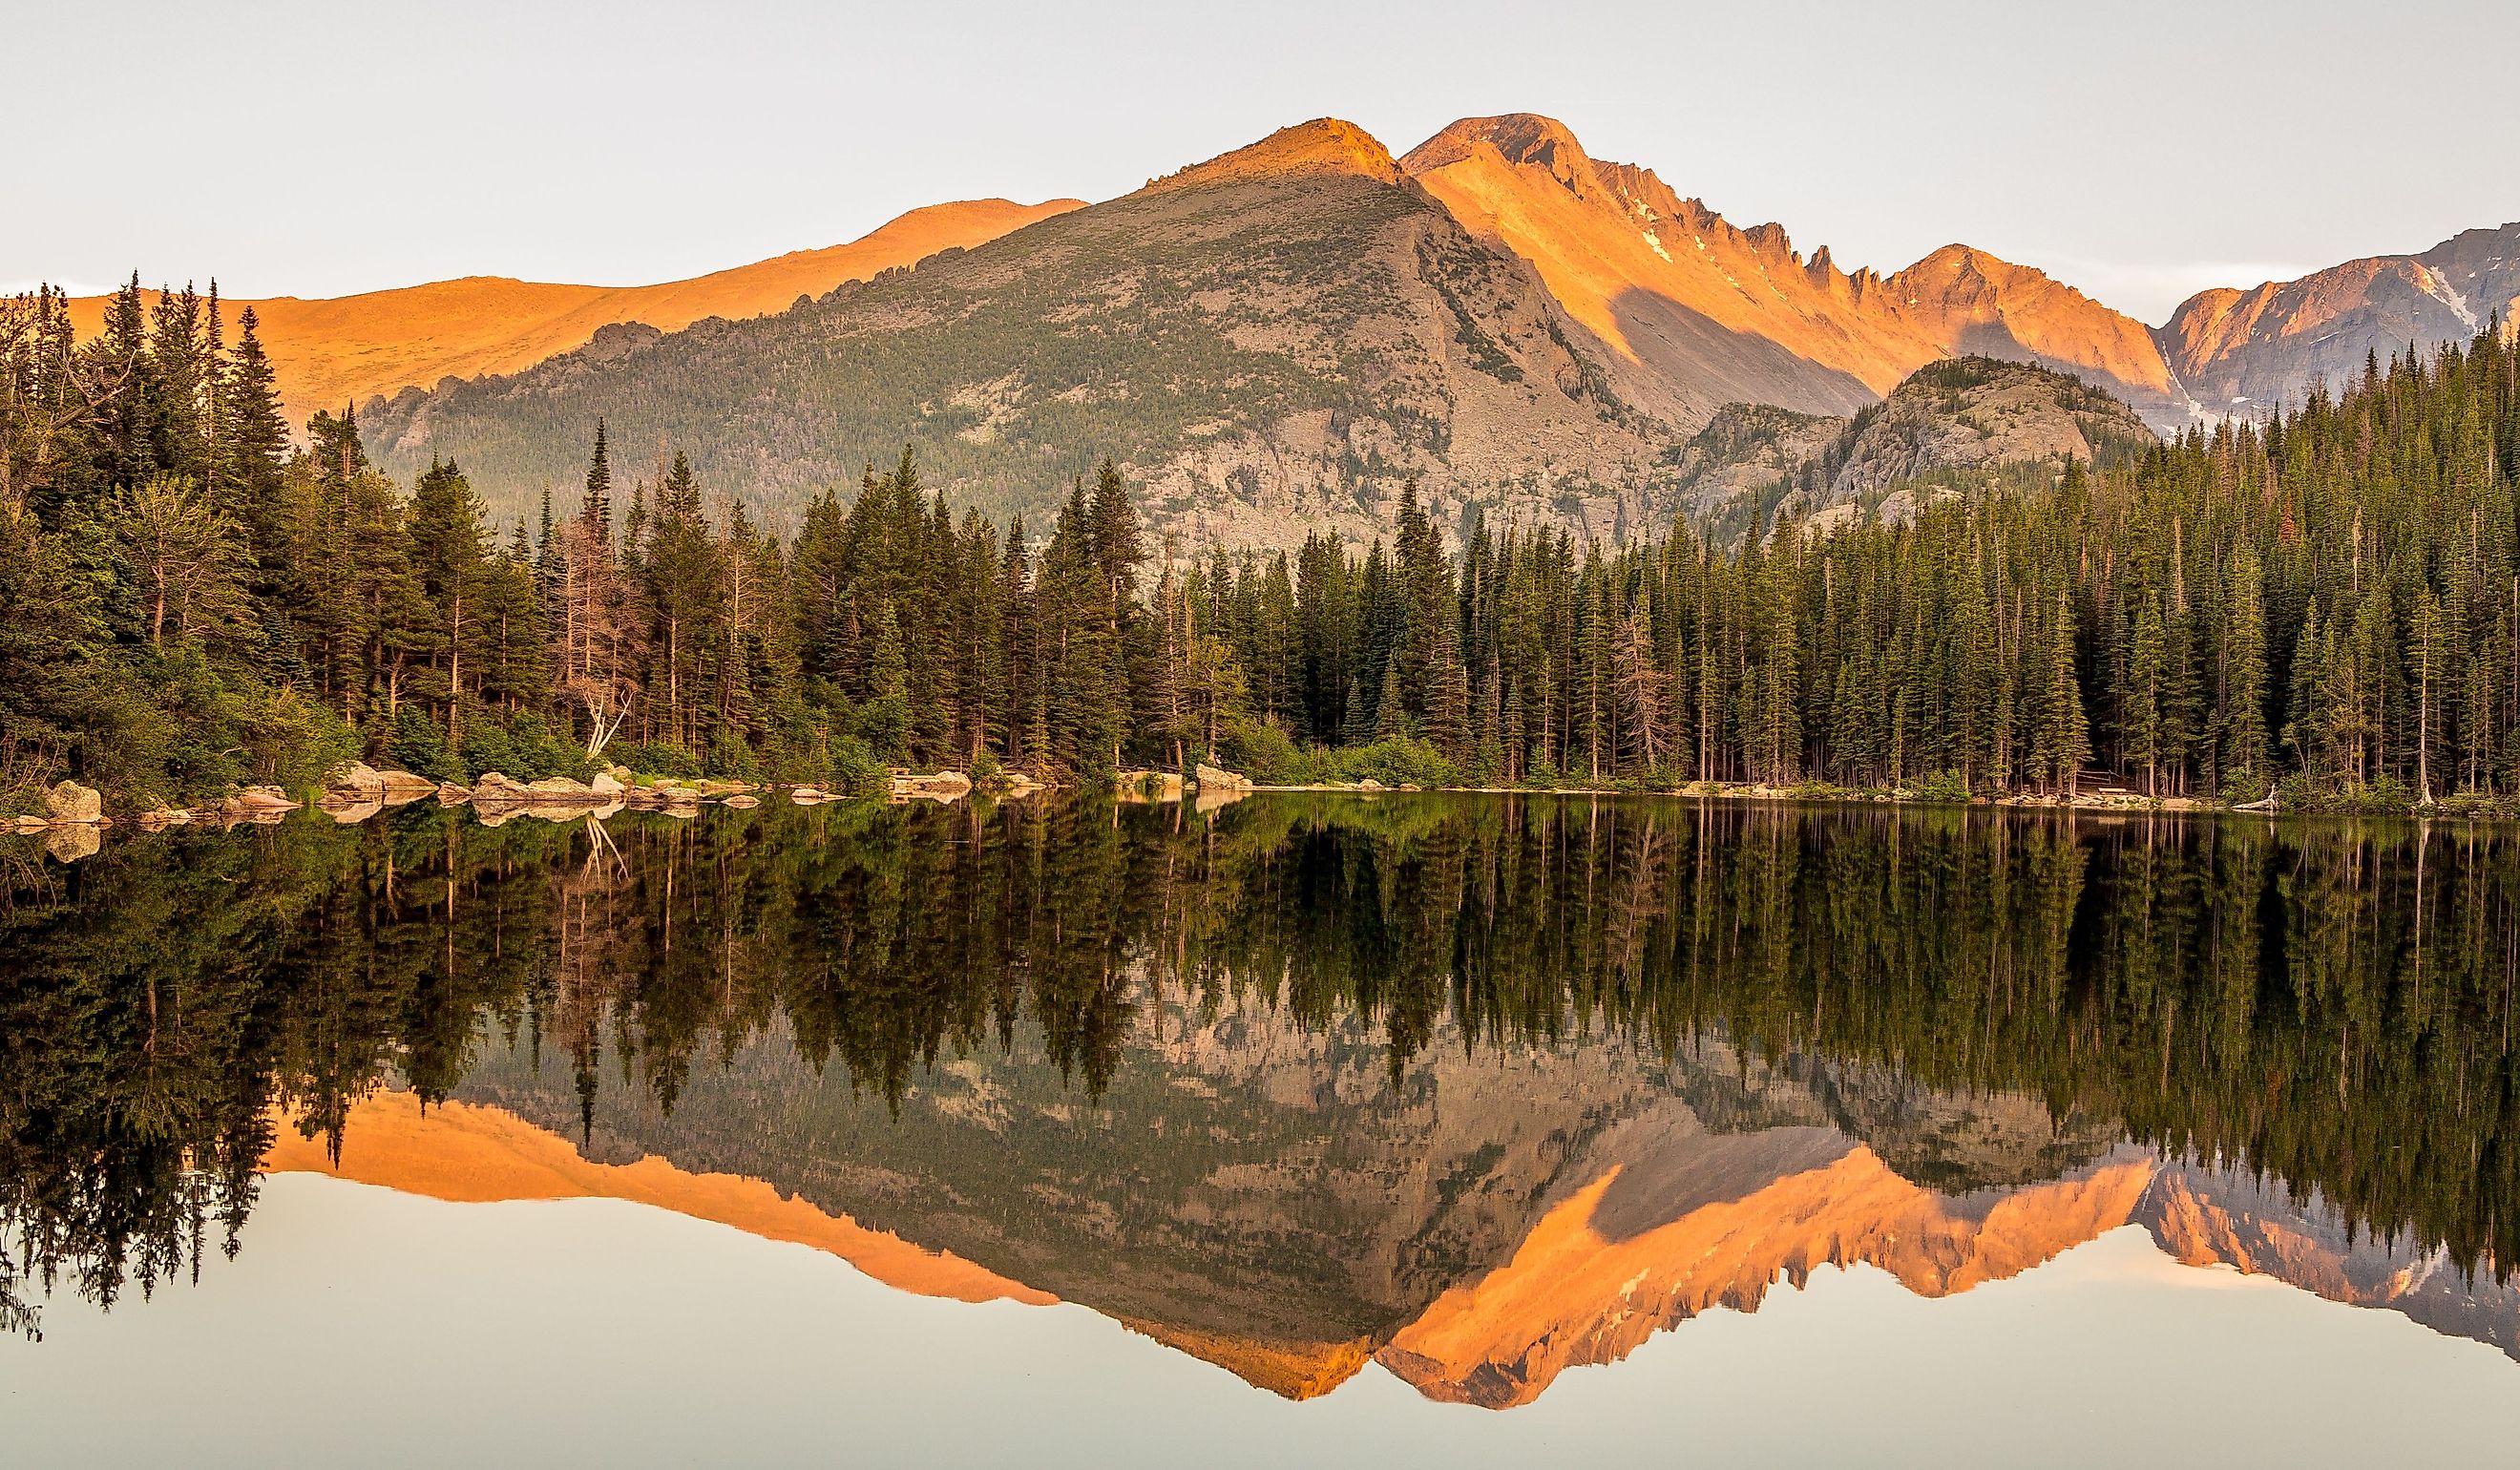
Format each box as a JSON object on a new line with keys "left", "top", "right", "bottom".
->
{"left": 2157, "top": 221, "right": 2520, "bottom": 415}
{"left": 1401, "top": 115, "right": 1903, "bottom": 421}
{"left": 1881, "top": 244, "right": 2196, "bottom": 430}
{"left": 1676, "top": 357, "right": 2154, "bottom": 541}
{"left": 1401, "top": 116, "right": 2200, "bottom": 436}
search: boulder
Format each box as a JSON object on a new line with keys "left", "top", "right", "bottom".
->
{"left": 436, "top": 783, "right": 472, "bottom": 806}
{"left": 788, "top": 786, "right": 830, "bottom": 805}
{"left": 889, "top": 769, "right": 973, "bottom": 799}
{"left": 471, "top": 771, "right": 527, "bottom": 801}
{"left": 1355, "top": 778, "right": 1385, "bottom": 793}
{"left": 627, "top": 781, "right": 703, "bottom": 809}
{"left": 326, "top": 762, "right": 386, "bottom": 800}
{"left": 44, "top": 780, "right": 103, "bottom": 825}
{"left": 720, "top": 793, "right": 761, "bottom": 808}
{"left": 523, "top": 776, "right": 596, "bottom": 800}
{"left": 377, "top": 769, "right": 439, "bottom": 803}
{"left": 589, "top": 771, "right": 627, "bottom": 798}
{"left": 136, "top": 807, "right": 195, "bottom": 830}
{"left": 1193, "top": 764, "right": 1252, "bottom": 792}
{"left": 208, "top": 786, "right": 300, "bottom": 821}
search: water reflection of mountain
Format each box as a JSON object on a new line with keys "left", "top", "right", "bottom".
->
{"left": 423, "top": 996, "right": 2520, "bottom": 1405}
{"left": 10, "top": 796, "right": 2520, "bottom": 1394}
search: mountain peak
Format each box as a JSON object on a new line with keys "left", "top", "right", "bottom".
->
{"left": 1401, "top": 114, "right": 1593, "bottom": 183}
{"left": 1150, "top": 118, "right": 1401, "bottom": 193}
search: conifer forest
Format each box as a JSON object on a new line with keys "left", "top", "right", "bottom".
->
{"left": 7, "top": 277, "right": 2519, "bottom": 814}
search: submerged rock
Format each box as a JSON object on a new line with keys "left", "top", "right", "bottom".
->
{"left": 213, "top": 786, "right": 301, "bottom": 821}
{"left": 326, "top": 761, "right": 386, "bottom": 800}
{"left": 378, "top": 769, "right": 439, "bottom": 804}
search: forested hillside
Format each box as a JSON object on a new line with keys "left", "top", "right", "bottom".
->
{"left": 5, "top": 271, "right": 2517, "bottom": 814}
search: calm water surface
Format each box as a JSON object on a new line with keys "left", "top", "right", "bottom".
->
{"left": 6, "top": 794, "right": 2520, "bottom": 1465}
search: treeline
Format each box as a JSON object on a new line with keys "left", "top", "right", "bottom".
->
{"left": 7, "top": 275, "right": 2519, "bottom": 808}
{"left": 645, "top": 326, "right": 2520, "bottom": 809}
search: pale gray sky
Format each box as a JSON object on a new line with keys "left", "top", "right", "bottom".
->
{"left": 10, "top": 0, "right": 2514, "bottom": 323}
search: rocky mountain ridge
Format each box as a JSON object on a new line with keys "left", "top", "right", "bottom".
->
{"left": 61, "top": 198, "right": 1082, "bottom": 429}
{"left": 1401, "top": 115, "right": 2200, "bottom": 435}
{"left": 2158, "top": 220, "right": 2520, "bottom": 414}
{"left": 117, "top": 112, "right": 2514, "bottom": 552}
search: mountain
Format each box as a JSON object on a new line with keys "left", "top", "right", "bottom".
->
{"left": 1781, "top": 357, "right": 2152, "bottom": 529}
{"left": 2158, "top": 221, "right": 2520, "bottom": 415}
{"left": 62, "top": 198, "right": 1081, "bottom": 430}
{"left": 1673, "top": 357, "right": 2154, "bottom": 544}
{"left": 363, "top": 119, "right": 1682, "bottom": 551}
{"left": 1399, "top": 115, "right": 1896, "bottom": 420}
{"left": 1400, "top": 115, "right": 2199, "bottom": 435}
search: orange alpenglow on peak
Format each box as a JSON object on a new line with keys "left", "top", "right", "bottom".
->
{"left": 1400, "top": 113, "right": 2194, "bottom": 431}
{"left": 262, "top": 1094, "right": 1056, "bottom": 1309}
{"left": 1146, "top": 118, "right": 1405, "bottom": 193}
{"left": 1401, "top": 112, "right": 1928, "bottom": 419}
{"left": 63, "top": 197, "right": 1082, "bottom": 430}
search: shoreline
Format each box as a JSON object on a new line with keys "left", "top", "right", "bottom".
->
{"left": 10, "top": 775, "right": 2496, "bottom": 855}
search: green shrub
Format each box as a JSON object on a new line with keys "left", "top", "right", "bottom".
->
{"left": 1907, "top": 769, "right": 1972, "bottom": 806}
{"left": 462, "top": 712, "right": 592, "bottom": 783}
{"left": 1222, "top": 718, "right": 1320, "bottom": 784}
{"left": 1332, "top": 736, "right": 1459, "bottom": 789}
{"left": 609, "top": 741, "right": 704, "bottom": 780}
{"left": 390, "top": 704, "right": 461, "bottom": 782}
{"left": 827, "top": 734, "right": 886, "bottom": 795}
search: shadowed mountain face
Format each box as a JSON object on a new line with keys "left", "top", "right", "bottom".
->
{"left": 2158, "top": 222, "right": 2520, "bottom": 416}
{"left": 9, "top": 797, "right": 2520, "bottom": 1403}
{"left": 63, "top": 199, "right": 1082, "bottom": 430}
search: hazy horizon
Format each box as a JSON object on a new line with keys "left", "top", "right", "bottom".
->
{"left": 10, "top": 0, "right": 2516, "bottom": 323}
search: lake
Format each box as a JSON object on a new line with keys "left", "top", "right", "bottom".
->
{"left": 6, "top": 794, "right": 2520, "bottom": 1465}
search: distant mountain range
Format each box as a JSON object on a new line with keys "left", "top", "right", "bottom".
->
{"left": 65, "top": 114, "right": 2516, "bottom": 548}
{"left": 62, "top": 199, "right": 1082, "bottom": 428}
